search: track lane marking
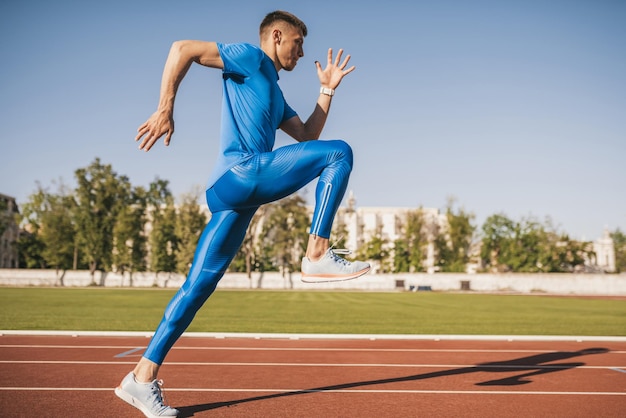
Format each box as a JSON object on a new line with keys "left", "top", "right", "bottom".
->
{"left": 0, "top": 387, "right": 624, "bottom": 396}
{"left": 3, "top": 330, "right": 626, "bottom": 343}
{"left": 2, "top": 345, "right": 625, "bottom": 355}
{"left": 1, "top": 360, "right": 624, "bottom": 369}
{"left": 114, "top": 347, "right": 144, "bottom": 358}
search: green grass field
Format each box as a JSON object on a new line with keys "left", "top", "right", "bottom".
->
{"left": 0, "top": 287, "right": 624, "bottom": 336}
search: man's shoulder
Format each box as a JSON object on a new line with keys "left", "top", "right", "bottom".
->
{"left": 219, "top": 42, "right": 262, "bottom": 56}
{"left": 219, "top": 42, "right": 265, "bottom": 69}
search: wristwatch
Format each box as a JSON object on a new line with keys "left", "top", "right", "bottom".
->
{"left": 320, "top": 86, "right": 335, "bottom": 96}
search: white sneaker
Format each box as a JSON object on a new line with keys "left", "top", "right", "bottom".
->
{"left": 115, "top": 372, "right": 179, "bottom": 417}
{"left": 301, "top": 249, "right": 370, "bottom": 283}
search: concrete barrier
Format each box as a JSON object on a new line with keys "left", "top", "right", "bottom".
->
{"left": 1, "top": 269, "right": 625, "bottom": 295}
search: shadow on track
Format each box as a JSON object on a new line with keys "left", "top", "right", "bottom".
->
{"left": 177, "top": 347, "right": 609, "bottom": 417}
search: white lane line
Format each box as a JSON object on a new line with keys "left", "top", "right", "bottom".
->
{"left": 0, "top": 387, "right": 624, "bottom": 396}
{"left": 1, "top": 360, "right": 624, "bottom": 369}
{"left": 173, "top": 388, "right": 626, "bottom": 396}
{"left": 610, "top": 367, "right": 626, "bottom": 374}
{"left": 0, "top": 345, "right": 144, "bottom": 350}
{"left": 2, "top": 330, "right": 626, "bottom": 342}
{"left": 114, "top": 347, "right": 144, "bottom": 358}
{"left": 1, "top": 345, "right": 625, "bottom": 355}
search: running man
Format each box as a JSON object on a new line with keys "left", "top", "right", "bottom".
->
{"left": 115, "top": 10, "right": 370, "bottom": 417}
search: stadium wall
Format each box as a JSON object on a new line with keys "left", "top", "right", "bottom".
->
{"left": 0, "top": 269, "right": 625, "bottom": 295}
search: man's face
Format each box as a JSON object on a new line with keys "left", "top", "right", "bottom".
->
{"left": 276, "top": 25, "right": 304, "bottom": 71}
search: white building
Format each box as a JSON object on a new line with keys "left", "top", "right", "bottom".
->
{"left": 590, "top": 229, "right": 616, "bottom": 273}
{"left": 332, "top": 192, "right": 447, "bottom": 273}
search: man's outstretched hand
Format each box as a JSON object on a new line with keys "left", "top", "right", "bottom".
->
{"left": 135, "top": 109, "right": 175, "bottom": 151}
{"left": 315, "top": 48, "right": 355, "bottom": 90}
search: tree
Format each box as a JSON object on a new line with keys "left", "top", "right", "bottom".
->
{"left": 230, "top": 207, "right": 266, "bottom": 278}
{"left": 175, "top": 191, "right": 208, "bottom": 275}
{"left": 480, "top": 214, "right": 591, "bottom": 273}
{"left": 16, "top": 191, "right": 46, "bottom": 269}
{"left": 113, "top": 185, "right": 149, "bottom": 285}
{"left": 357, "top": 227, "right": 391, "bottom": 273}
{"left": 147, "top": 179, "right": 178, "bottom": 284}
{"left": 19, "top": 184, "right": 76, "bottom": 282}
{"left": 480, "top": 213, "right": 515, "bottom": 271}
{"left": 533, "top": 218, "right": 591, "bottom": 273}
{"left": 16, "top": 231, "right": 45, "bottom": 269}
{"left": 481, "top": 215, "right": 546, "bottom": 272}
{"left": 39, "top": 194, "right": 76, "bottom": 281}
{"left": 394, "top": 209, "right": 427, "bottom": 273}
{"left": 435, "top": 200, "right": 475, "bottom": 272}
{"left": 74, "top": 158, "right": 127, "bottom": 285}
{"left": 610, "top": 229, "right": 626, "bottom": 273}
{"left": 259, "top": 194, "right": 310, "bottom": 276}
{"left": 0, "top": 197, "right": 9, "bottom": 237}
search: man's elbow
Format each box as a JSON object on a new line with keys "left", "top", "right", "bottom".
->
{"left": 170, "top": 40, "right": 189, "bottom": 55}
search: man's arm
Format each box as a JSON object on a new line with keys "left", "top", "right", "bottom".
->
{"left": 280, "top": 48, "right": 355, "bottom": 142}
{"left": 136, "top": 41, "right": 224, "bottom": 151}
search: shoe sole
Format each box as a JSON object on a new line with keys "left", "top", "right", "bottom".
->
{"left": 301, "top": 266, "right": 370, "bottom": 283}
{"left": 115, "top": 386, "right": 178, "bottom": 418}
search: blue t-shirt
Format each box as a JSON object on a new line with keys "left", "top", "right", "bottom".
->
{"left": 207, "top": 43, "right": 298, "bottom": 187}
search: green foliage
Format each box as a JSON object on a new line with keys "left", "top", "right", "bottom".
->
{"left": 15, "top": 160, "right": 206, "bottom": 283}
{"left": 394, "top": 209, "right": 427, "bottom": 273}
{"left": 16, "top": 231, "right": 46, "bottom": 268}
{"left": 39, "top": 193, "right": 76, "bottom": 272}
{"left": 149, "top": 194, "right": 177, "bottom": 275}
{"left": 113, "top": 185, "right": 150, "bottom": 281}
{"left": 392, "top": 239, "right": 409, "bottom": 272}
{"left": 258, "top": 195, "right": 310, "bottom": 275}
{"left": 611, "top": 229, "right": 626, "bottom": 273}
{"left": 74, "top": 159, "right": 129, "bottom": 282}
{"left": 480, "top": 213, "right": 514, "bottom": 269}
{"left": 357, "top": 231, "right": 391, "bottom": 272}
{"left": 0, "top": 197, "right": 9, "bottom": 237}
{"left": 230, "top": 209, "right": 266, "bottom": 276}
{"left": 480, "top": 214, "right": 592, "bottom": 273}
{"left": 435, "top": 200, "right": 476, "bottom": 272}
{"left": 19, "top": 183, "right": 76, "bottom": 273}
{"left": 12, "top": 159, "right": 618, "bottom": 277}
{"left": 174, "top": 191, "right": 208, "bottom": 274}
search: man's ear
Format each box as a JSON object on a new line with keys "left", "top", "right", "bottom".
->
{"left": 273, "top": 28, "right": 282, "bottom": 44}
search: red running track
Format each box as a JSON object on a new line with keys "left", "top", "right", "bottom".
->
{"left": 0, "top": 334, "right": 625, "bottom": 417}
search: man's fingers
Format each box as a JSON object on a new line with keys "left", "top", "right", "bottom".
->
{"left": 137, "top": 125, "right": 173, "bottom": 150}
{"left": 138, "top": 131, "right": 151, "bottom": 150}
{"left": 325, "top": 48, "right": 352, "bottom": 72}
{"left": 142, "top": 134, "right": 159, "bottom": 152}
{"left": 339, "top": 54, "right": 351, "bottom": 67}
{"left": 334, "top": 48, "right": 344, "bottom": 66}
{"left": 343, "top": 65, "right": 356, "bottom": 75}
{"left": 136, "top": 122, "right": 149, "bottom": 141}
{"left": 164, "top": 131, "right": 173, "bottom": 146}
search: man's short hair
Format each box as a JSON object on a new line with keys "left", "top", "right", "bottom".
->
{"left": 260, "top": 10, "right": 308, "bottom": 37}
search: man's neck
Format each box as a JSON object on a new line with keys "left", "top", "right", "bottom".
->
{"left": 260, "top": 41, "right": 281, "bottom": 72}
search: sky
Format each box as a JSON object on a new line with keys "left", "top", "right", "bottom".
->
{"left": 1, "top": 0, "right": 625, "bottom": 241}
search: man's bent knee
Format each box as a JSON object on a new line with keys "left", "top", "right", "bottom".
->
{"left": 327, "top": 139, "right": 354, "bottom": 168}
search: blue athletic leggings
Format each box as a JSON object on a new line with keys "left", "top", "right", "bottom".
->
{"left": 143, "top": 139, "right": 353, "bottom": 364}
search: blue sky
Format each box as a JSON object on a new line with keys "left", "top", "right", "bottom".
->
{"left": 1, "top": 0, "right": 624, "bottom": 241}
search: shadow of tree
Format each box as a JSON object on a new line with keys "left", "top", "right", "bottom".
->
{"left": 176, "top": 347, "right": 609, "bottom": 417}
